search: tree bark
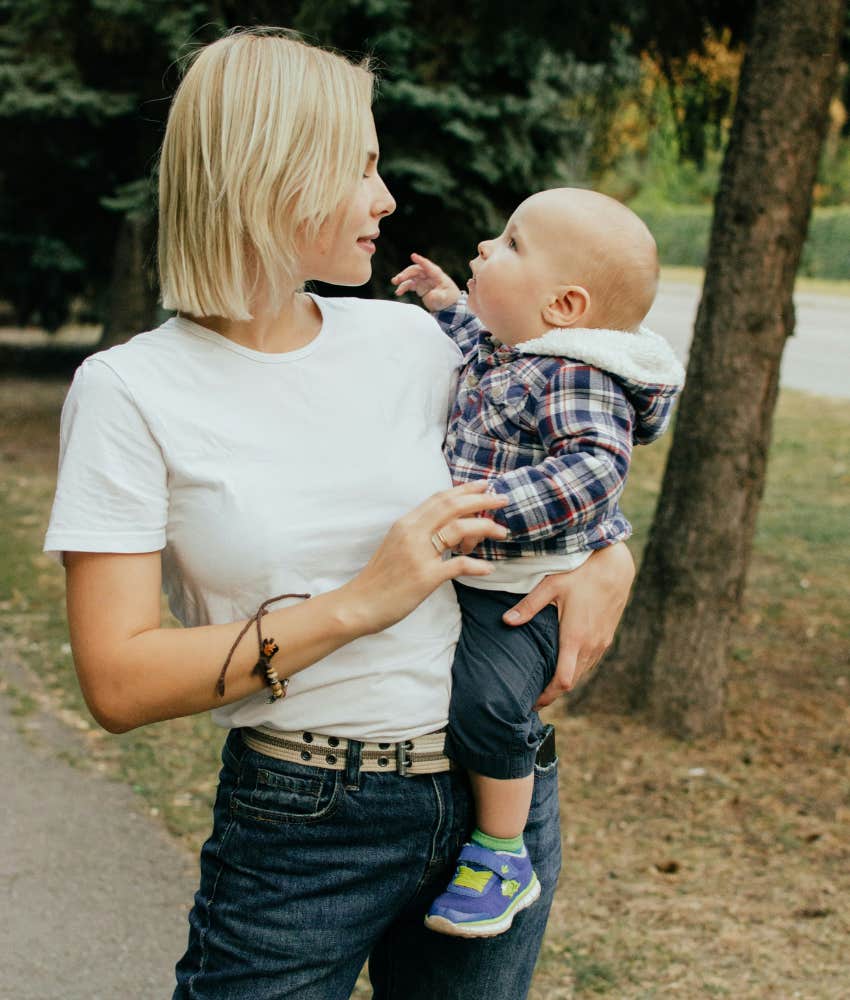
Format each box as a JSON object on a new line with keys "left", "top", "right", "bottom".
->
{"left": 584, "top": 0, "right": 846, "bottom": 737}
{"left": 98, "top": 212, "right": 159, "bottom": 347}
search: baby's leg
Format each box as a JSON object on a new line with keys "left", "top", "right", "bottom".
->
{"left": 469, "top": 771, "right": 534, "bottom": 841}
{"left": 427, "top": 582, "right": 559, "bottom": 938}
{"left": 443, "top": 582, "right": 559, "bottom": 786}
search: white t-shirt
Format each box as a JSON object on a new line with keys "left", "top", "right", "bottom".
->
{"left": 45, "top": 295, "right": 464, "bottom": 742}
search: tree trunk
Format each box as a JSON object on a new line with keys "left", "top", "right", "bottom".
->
{"left": 99, "top": 212, "right": 159, "bottom": 347}
{"left": 584, "top": 0, "right": 846, "bottom": 738}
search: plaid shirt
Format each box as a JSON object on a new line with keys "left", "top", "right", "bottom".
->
{"left": 435, "top": 295, "right": 683, "bottom": 561}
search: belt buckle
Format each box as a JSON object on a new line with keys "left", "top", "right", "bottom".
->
{"left": 396, "top": 740, "right": 413, "bottom": 777}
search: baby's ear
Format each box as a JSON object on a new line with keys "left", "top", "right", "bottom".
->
{"left": 542, "top": 285, "right": 590, "bottom": 328}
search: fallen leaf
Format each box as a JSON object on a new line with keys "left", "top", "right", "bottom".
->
{"left": 654, "top": 860, "right": 680, "bottom": 874}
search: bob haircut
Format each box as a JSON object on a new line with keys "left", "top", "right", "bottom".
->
{"left": 158, "top": 27, "right": 374, "bottom": 320}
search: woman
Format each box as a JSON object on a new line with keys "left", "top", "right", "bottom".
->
{"left": 45, "top": 28, "right": 634, "bottom": 999}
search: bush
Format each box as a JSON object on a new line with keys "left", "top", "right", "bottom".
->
{"left": 635, "top": 204, "right": 850, "bottom": 280}
{"left": 799, "top": 209, "right": 850, "bottom": 281}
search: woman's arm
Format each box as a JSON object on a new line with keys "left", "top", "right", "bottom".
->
{"left": 500, "top": 541, "right": 635, "bottom": 708}
{"left": 67, "top": 482, "right": 508, "bottom": 734}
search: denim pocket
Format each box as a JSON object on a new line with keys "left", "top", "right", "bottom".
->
{"left": 532, "top": 756, "right": 559, "bottom": 778}
{"left": 230, "top": 749, "right": 343, "bottom": 825}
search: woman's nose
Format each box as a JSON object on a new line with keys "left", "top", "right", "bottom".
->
{"left": 375, "top": 176, "right": 396, "bottom": 218}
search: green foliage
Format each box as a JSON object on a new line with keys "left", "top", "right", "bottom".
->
{"left": 816, "top": 130, "right": 850, "bottom": 206}
{"left": 0, "top": 1, "right": 638, "bottom": 322}
{"left": 0, "top": 1, "right": 845, "bottom": 328}
{"left": 636, "top": 205, "right": 711, "bottom": 268}
{"left": 0, "top": 0, "right": 219, "bottom": 329}
{"left": 799, "top": 208, "right": 850, "bottom": 281}
{"left": 632, "top": 205, "right": 850, "bottom": 280}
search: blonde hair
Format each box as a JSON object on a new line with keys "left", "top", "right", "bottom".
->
{"left": 158, "top": 27, "right": 374, "bottom": 319}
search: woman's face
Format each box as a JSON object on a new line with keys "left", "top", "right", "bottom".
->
{"left": 298, "top": 112, "right": 396, "bottom": 286}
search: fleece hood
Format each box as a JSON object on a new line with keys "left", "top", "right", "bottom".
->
{"left": 515, "top": 325, "right": 686, "bottom": 445}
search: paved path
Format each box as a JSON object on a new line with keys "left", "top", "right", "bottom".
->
{"left": 648, "top": 279, "right": 850, "bottom": 399}
{"left": 0, "top": 652, "right": 197, "bottom": 1000}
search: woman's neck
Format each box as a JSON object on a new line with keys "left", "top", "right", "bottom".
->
{"left": 185, "top": 290, "right": 322, "bottom": 354}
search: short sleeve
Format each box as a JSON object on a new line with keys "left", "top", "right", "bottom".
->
{"left": 43, "top": 359, "right": 168, "bottom": 561}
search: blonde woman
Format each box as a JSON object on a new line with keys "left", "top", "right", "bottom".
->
{"left": 45, "top": 28, "right": 634, "bottom": 1000}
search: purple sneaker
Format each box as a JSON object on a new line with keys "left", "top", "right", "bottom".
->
{"left": 424, "top": 842, "right": 540, "bottom": 938}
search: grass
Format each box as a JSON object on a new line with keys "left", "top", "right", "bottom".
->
{"left": 659, "top": 266, "right": 850, "bottom": 298}
{"left": 1, "top": 375, "right": 848, "bottom": 999}
{"left": 638, "top": 205, "right": 850, "bottom": 282}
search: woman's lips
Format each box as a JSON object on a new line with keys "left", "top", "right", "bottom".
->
{"left": 357, "top": 236, "right": 377, "bottom": 254}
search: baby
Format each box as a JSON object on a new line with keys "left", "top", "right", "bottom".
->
{"left": 392, "top": 187, "right": 686, "bottom": 938}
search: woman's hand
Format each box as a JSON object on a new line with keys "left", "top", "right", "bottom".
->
{"left": 64, "top": 483, "right": 506, "bottom": 733}
{"left": 341, "top": 481, "right": 508, "bottom": 636}
{"left": 391, "top": 253, "right": 462, "bottom": 312}
{"left": 502, "top": 542, "right": 636, "bottom": 708}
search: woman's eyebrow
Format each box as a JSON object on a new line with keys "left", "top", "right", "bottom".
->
{"left": 366, "top": 150, "right": 379, "bottom": 165}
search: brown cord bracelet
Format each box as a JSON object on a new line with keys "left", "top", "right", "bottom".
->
{"left": 216, "top": 592, "right": 311, "bottom": 700}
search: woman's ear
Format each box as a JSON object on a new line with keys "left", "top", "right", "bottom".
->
{"left": 542, "top": 285, "right": 591, "bottom": 328}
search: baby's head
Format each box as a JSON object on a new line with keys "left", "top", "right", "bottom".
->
{"left": 466, "top": 188, "right": 658, "bottom": 346}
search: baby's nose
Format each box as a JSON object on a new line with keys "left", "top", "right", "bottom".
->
{"left": 477, "top": 239, "right": 490, "bottom": 258}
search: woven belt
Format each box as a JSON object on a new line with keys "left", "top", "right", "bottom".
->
{"left": 242, "top": 726, "right": 452, "bottom": 777}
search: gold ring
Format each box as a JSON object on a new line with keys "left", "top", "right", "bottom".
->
{"left": 430, "top": 529, "right": 450, "bottom": 554}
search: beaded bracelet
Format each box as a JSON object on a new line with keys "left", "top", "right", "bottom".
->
{"left": 216, "top": 593, "right": 311, "bottom": 700}
{"left": 255, "top": 637, "right": 285, "bottom": 702}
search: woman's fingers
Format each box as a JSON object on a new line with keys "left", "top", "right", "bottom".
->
{"left": 417, "top": 480, "right": 504, "bottom": 523}
{"left": 436, "top": 516, "right": 507, "bottom": 554}
{"left": 343, "top": 483, "right": 508, "bottom": 635}
{"left": 441, "top": 555, "right": 494, "bottom": 579}
{"left": 416, "top": 484, "right": 507, "bottom": 555}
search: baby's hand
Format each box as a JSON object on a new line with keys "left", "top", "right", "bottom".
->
{"left": 391, "top": 253, "right": 462, "bottom": 312}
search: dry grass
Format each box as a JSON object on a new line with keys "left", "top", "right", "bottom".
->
{"left": 1, "top": 375, "right": 848, "bottom": 999}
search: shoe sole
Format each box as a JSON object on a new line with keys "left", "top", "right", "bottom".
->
{"left": 424, "top": 873, "right": 541, "bottom": 938}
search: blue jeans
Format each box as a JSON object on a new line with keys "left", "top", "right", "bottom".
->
{"left": 173, "top": 728, "right": 562, "bottom": 999}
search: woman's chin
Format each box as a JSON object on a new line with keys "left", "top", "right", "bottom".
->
{"left": 315, "top": 264, "right": 373, "bottom": 288}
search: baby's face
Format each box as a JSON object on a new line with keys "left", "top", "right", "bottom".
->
{"left": 466, "top": 193, "right": 583, "bottom": 346}
{"left": 467, "top": 188, "right": 658, "bottom": 341}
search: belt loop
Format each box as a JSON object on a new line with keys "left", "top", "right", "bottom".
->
{"left": 344, "top": 738, "right": 363, "bottom": 791}
{"left": 396, "top": 739, "right": 412, "bottom": 777}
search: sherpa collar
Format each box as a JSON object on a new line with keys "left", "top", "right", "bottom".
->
{"left": 514, "top": 325, "right": 686, "bottom": 388}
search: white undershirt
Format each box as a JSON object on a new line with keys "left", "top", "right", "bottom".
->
{"left": 45, "top": 295, "right": 464, "bottom": 742}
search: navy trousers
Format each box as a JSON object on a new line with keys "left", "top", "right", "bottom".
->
{"left": 444, "top": 582, "right": 559, "bottom": 779}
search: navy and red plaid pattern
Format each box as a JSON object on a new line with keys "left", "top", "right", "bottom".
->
{"left": 435, "top": 296, "right": 677, "bottom": 561}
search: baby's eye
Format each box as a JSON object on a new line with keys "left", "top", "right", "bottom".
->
{"left": 508, "top": 237, "right": 518, "bottom": 251}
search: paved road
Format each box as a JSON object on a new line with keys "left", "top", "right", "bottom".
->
{"left": 0, "top": 652, "right": 197, "bottom": 1000}
{"left": 648, "top": 279, "right": 849, "bottom": 399}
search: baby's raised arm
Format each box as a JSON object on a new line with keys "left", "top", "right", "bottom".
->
{"left": 391, "top": 253, "right": 462, "bottom": 312}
